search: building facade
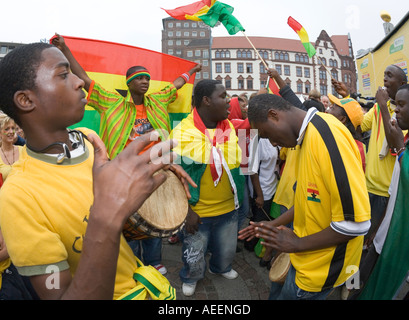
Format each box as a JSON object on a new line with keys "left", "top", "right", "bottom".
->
{"left": 162, "top": 17, "right": 212, "bottom": 85}
{"left": 0, "top": 42, "right": 26, "bottom": 61}
{"left": 211, "top": 30, "right": 357, "bottom": 98}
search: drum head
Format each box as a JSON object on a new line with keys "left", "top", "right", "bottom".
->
{"left": 269, "top": 252, "right": 291, "bottom": 283}
{"left": 137, "top": 169, "right": 189, "bottom": 231}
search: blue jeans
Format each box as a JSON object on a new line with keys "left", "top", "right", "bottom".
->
{"left": 269, "top": 265, "right": 333, "bottom": 300}
{"left": 238, "top": 179, "right": 249, "bottom": 231}
{"left": 179, "top": 210, "right": 238, "bottom": 284}
{"left": 128, "top": 237, "right": 162, "bottom": 266}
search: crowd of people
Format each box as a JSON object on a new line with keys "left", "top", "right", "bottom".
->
{"left": 0, "top": 33, "right": 408, "bottom": 301}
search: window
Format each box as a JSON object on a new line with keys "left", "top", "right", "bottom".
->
{"left": 296, "top": 67, "right": 302, "bottom": 77}
{"left": 276, "top": 64, "right": 282, "bottom": 75}
{"left": 238, "top": 79, "right": 244, "bottom": 89}
{"left": 176, "top": 22, "right": 181, "bottom": 27}
{"left": 168, "top": 22, "right": 174, "bottom": 28}
{"left": 319, "top": 70, "right": 327, "bottom": 80}
{"left": 167, "top": 40, "right": 173, "bottom": 46}
{"left": 247, "top": 79, "right": 253, "bottom": 90}
{"left": 331, "top": 71, "right": 338, "bottom": 81}
{"left": 203, "top": 72, "right": 209, "bottom": 79}
{"left": 260, "top": 63, "right": 267, "bottom": 74}
{"left": 247, "top": 51, "right": 252, "bottom": 59}
{"left": 184, "top": 40, "right": 190, "bottom": 45}
{"left": 305, "top": 83, "right": 311, "bottom": 94}
{"left": 237, "top": 63, "right": 244, "bottom": 73}
{"left": 225, "top": 79, "right": 231, "bottom": 89}
{"left": 203, "top": 50, "right": 209, "bottom": 59}
{"left": 192, "top": 31, "right": 197, "bottom": 37}
{"left": 167, "top": 49, "right": 174, "bottom": 55}
{"left": 176, "top": 50, "right": 182, "bottom": 55}
{"left": 215, "top": 51, "right": 221, "bottom": 58}
{"left": 304, "top": 68, "right": 310, "bottom": 78}
{"left": 237, "top": 51, "right": 242, "bottom": 58}
{"left": 203, "top": 60, "right": 209, "bottom": 67}
{"left": 176, "top": 31, "right": 181, "bottom": 37}
{"left": 284, "top": 65, "right": 291, "bottom": 76}
{"left": 195, "top": 50, "right": 201, "bottom": 57}
{"left": 184, "top": 22, "right": 189, "bottom": 28}
{"left": 184, "top": 32, "right": 189, "bottom": 37}
{"left": 225, "top": 63, "right": 231, "bottom": 73}
{"left": 320, "top": 85, "right": 328, "bottom": 96}
{"left": 297, "top": 82, "right": 303, "bottom": 93}
{"left": 246, "top": 63, "right": 253, "bottom": 73}
{"left": 275, "top": 52, "right": 280, "bottom": 60}
{"left": 192, "top": 23, "right": 197, "bottom": 28}
{"left": 284, "top": 53, "right": 289, "bottom": 61}
{"left": 216, "top": 63, "right": 222, "bottom": 73}
{"left": 295, "top": 54, "right": 300, "bottom": 62}
{"left": 260, "top": 80, "right": 267, "bottom": 88}
{"left": 200, "top": 32, "right": 205, "bottom": 37}
{"left": 187, "top": 51, "right": 193, "bottom": 58}
{"left": 168, "top": 31, "right": 173, "bottom": 37}
{"left": 176, "top": 40, "right": 181, "bottom": 46}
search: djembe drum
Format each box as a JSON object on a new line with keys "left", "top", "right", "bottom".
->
{"left": 122, "top": 169, "right": 189, "bottom": 241}
{"left": 269, "top": 252, "right": 291, "bottom": 284}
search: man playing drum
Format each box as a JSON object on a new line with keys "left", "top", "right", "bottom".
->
{"left": 240, "top": 94, "right": 371, "bottom": 300}
{"left": 52, "top": 34, "right": 201, "bottom": 275}
{"left": 0, "top": 43, "right": 193, "bottom": 300}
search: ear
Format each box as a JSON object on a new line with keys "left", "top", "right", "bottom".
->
{"left": 203, "top": 96, "right": 211, "bottom": 107}
{"left": 14, "top": 90, "right": 36, "bottom": 113}
{"left": 267, "top": 108, "right": 279, "bottom": 122}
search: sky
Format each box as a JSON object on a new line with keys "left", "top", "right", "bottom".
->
{"left": 1, "top": 0, "right": 409, "bottom": 55}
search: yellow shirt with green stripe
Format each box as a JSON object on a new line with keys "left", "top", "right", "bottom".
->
{"left": 87, "top": 81, "right": 177, "bottom": 159}
{"left": 291, "top": 112, "right": 370, "bottom": 292}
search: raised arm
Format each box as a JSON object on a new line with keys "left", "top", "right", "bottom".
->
{"left": 173, "top": 64, "right": 202, "bottom": 90}
{"left": 51, "top": 34, "right": 92, "bottom": 91}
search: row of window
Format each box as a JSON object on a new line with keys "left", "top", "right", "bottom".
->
{"left": 220, "top": 77, "right": 313, "bottom": 93}
{"left": 167, "top": 49, "right": 210, "bottom": 59}
{"left": 215, "top": 62, "right": 312, "bottom": 78}
{"left": 167, "top": 31, "right": 207, "bottom": 38}
{"left": 167, "top": 21, "right": 207, "bottom": 29}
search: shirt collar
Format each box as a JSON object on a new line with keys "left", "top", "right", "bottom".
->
{"left": 297, "top": 107, "right": 319, "bottom": 146}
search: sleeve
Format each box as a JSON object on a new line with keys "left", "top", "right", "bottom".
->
{"left": 279, "top": 85, "right": 306, "bottom": 110}
{"left": 150, "top": 84, "right": 178, "bottom": 110}
{"left": 86, "top": 81, "right": 124, "bottom": 114}
{"left": 0, "top": 184, "right": 69, "bottom": 276}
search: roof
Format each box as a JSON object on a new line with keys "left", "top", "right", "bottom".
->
{"left": 212, "top": 34, "right": 351, "bottom": 57}
{"left": 212, "top": 36, "right": 310, "bottom": 53}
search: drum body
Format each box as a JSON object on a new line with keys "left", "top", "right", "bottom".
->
{"left": 123, "top": 170, "right": 189, "bottom": 241}
{"left": 269, "top": 252, "right": 291, "bottom": 284}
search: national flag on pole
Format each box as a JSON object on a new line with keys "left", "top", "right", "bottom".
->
{"left": 163, "top": 0, "right": 245, "bottom": 35}
{"left": 50, "top": 35, "right": 197, "bottom": 133}
{"left": 287, "top": 16, "right": 316, "bottom": 58}
{"left": 267, "top": 77, "right": 281, "bottom": 96}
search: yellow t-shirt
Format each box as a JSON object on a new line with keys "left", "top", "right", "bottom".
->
{"left": 273, "top": 146, "right": 299, "bottom": 210}
{"left": 361, "top": 102, "right": 407, "bottom": 197}
{"left": 291, "top": 113, "right": 371, "bottom": 292}
{"left": 0, "top": 136, "right": 138, "bottom": 299}
{"left": 191, "top": 129, "right": 235, "bottom": 217}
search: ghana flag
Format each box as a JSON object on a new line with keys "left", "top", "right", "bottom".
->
{"left": 50, "top": 35, "right": 197, "bottom": 133}
{"left": 287, "top": 16, "right": 316, "bottom": 58}
{"left": 163, "top": 0, "right": 245, "bottom": 35}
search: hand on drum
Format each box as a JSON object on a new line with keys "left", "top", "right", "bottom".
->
{"left": 167, "top": 164, "right": 197, "bottom": 200}
{"left": 239, "top": 221, "right": 300, "bottom": 253}
{"left": 88, "top": 131, "right": 178, "bottom": 227}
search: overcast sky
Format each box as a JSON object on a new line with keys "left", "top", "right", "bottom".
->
{"left": 1, "top": 0, "right": 408, "bottom": 55}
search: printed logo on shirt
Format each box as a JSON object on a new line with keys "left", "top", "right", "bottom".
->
{"left": 307, "top": 187, "right": 321, "bottom": 203}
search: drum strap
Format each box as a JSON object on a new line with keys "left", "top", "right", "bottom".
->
{"left": 117, "top": 257, "right": 176, "bottom": 300}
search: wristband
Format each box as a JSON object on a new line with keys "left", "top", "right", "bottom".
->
{"left": 390, "top": 146, "right": 406, "bottom": 156}
{"left": 181, "top": 73, "right": 190, "bottom": 82}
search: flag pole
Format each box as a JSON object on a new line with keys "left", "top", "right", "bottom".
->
{"left": 316, "top": 55, "right": 335, "bottom": 81}
{"left": 241, "top": 31, "right": 278, "bottom": 89}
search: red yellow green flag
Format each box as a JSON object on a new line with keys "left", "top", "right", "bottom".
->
{"left": 287, "top": 16, "right": 316, "bottom": 58}
{"left": 163, "top": 1, "right": 245, "bottom": 35}
{"left": 50, "top": 35, "right": 197, "bottom": 133}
